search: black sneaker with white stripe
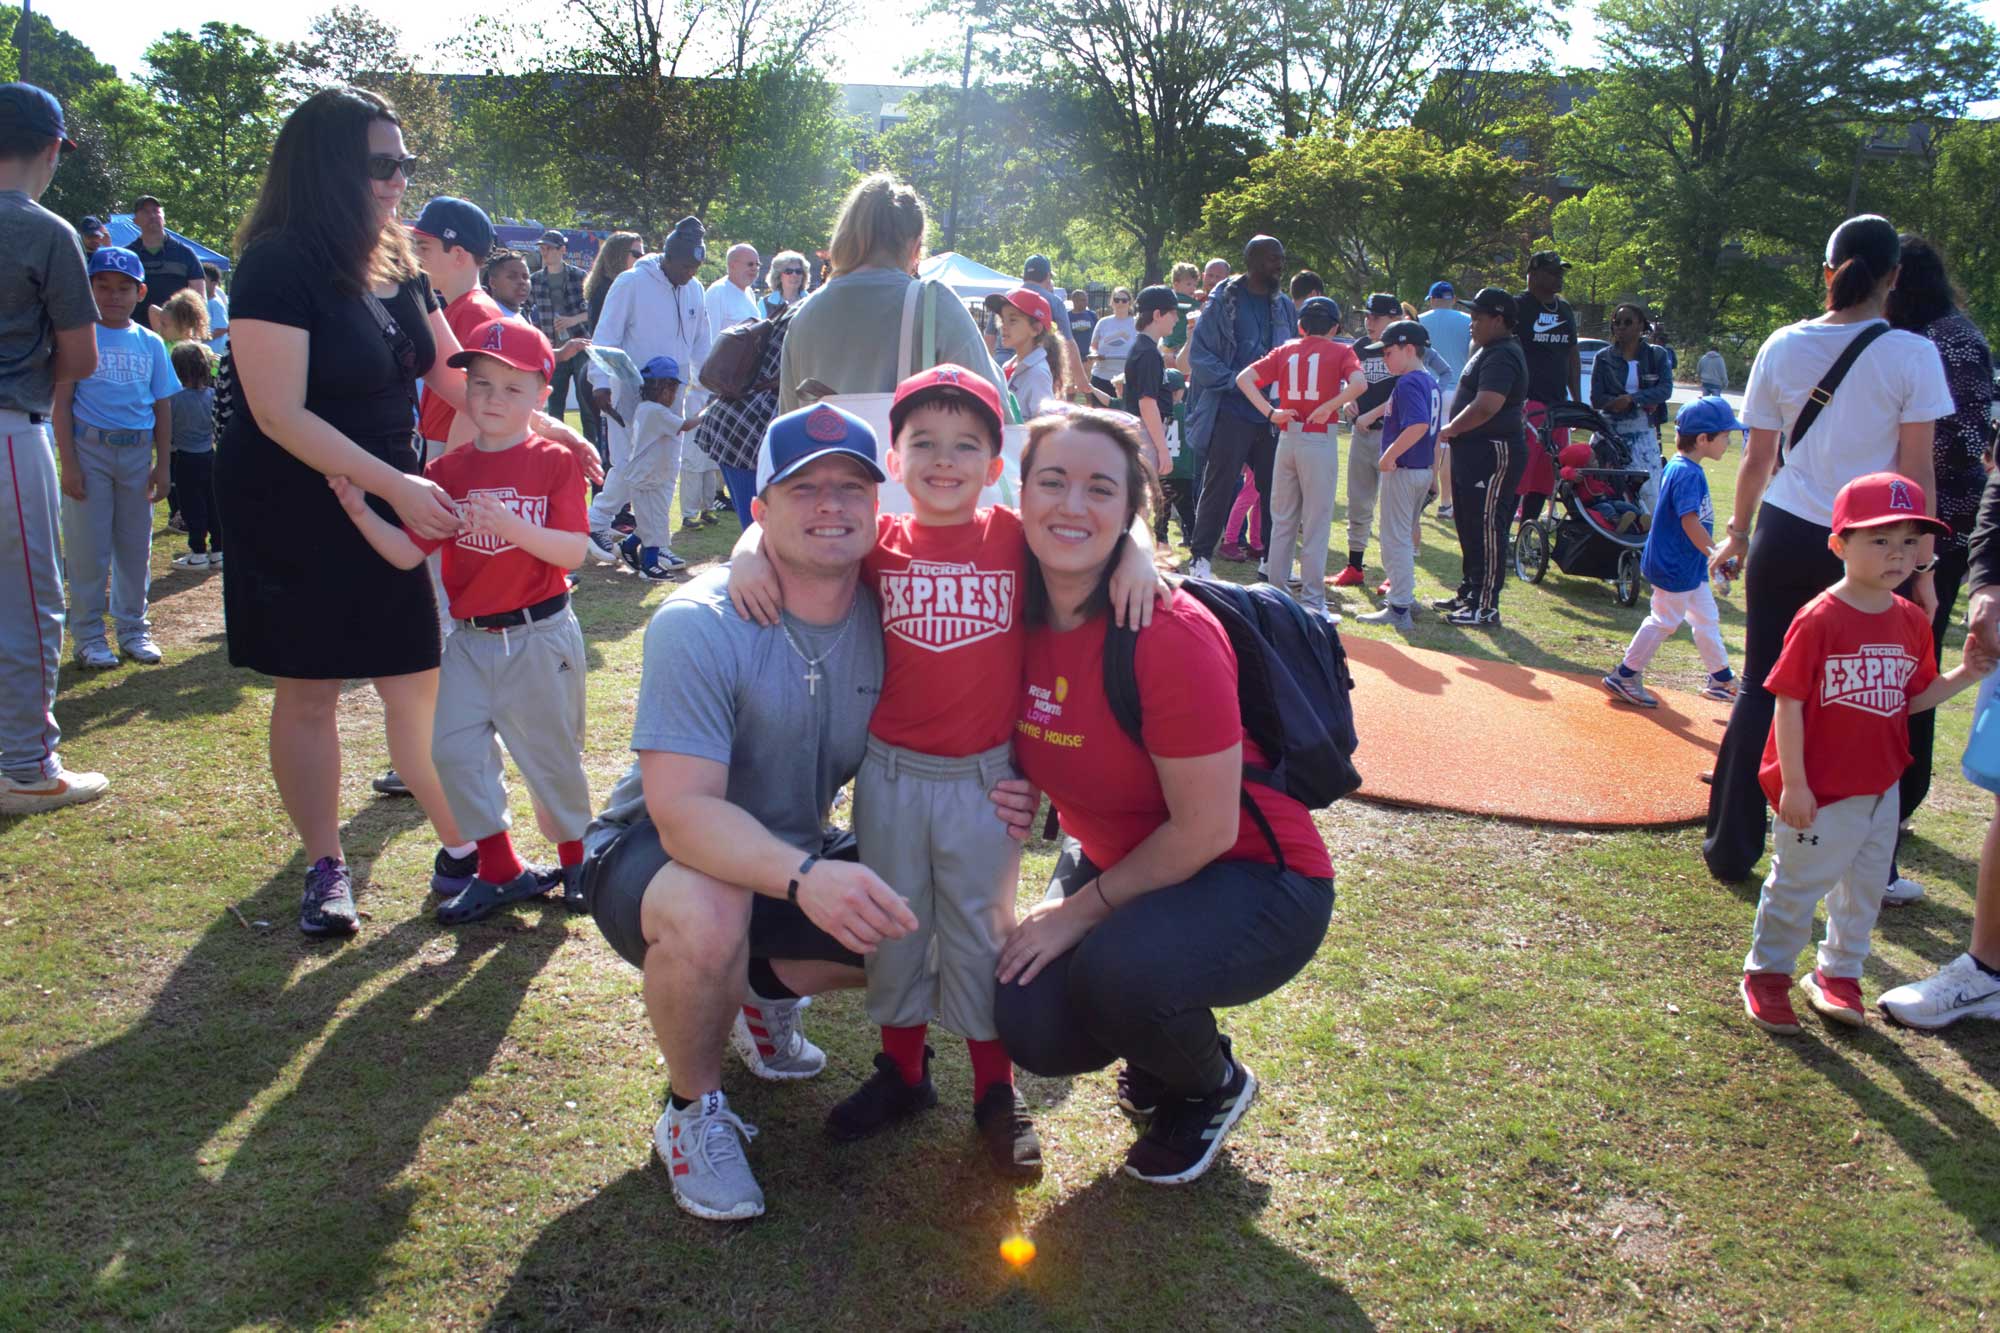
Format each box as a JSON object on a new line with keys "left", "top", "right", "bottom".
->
{"left": 1122, "top": 1039, "right": 1257, "bottom": 1185}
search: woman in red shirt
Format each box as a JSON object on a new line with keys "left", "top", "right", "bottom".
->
{"left": 995, "top": 408, "right": 1335, "bottom": 1186}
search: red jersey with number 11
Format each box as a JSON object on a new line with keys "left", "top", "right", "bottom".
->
{"left": 1244, "top": 334, "right": 1362, "bottom": 435}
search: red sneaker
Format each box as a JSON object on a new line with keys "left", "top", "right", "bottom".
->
{"left": 1801, "top": 969, "right": 1867, "bottom": 1027}
{"left": 1376, "top": 579, "right": 1391, "bottom": 597}
{"left": 1742, "top": 972, "right": 1802, "bottom": 1034}
{"left": 1330, "top": 566, "right": 1366, "bottom": 588}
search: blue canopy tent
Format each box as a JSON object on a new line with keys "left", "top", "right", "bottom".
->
{"left": 104, "top": 215, "right": 231, "bottom": 272}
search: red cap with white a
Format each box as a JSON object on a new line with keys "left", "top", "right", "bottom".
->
{"left": 1830, "top": 471, "right": 1950, "bottom": 538}
{"left": 446, "top": 318, "right": 555, "bottom": 380}
{"left": 890, "top": 363, "right": 1004, "bottom": 442}
{"left": 983, "top": 286, "right": 1053, "bottom": 330}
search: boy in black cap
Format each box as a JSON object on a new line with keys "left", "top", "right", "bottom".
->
{"left": 1126, "top": 285, "right": 1192, "bottom": 542}
{"left": 1436, "top": 287, "right": 1529, "bottom": 626}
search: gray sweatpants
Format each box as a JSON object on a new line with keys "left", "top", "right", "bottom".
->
{"left": 1377, "top": 466, "right": 1433, "bottom": 610}
{"left": 854, "top": 737, "right": 1021, "bottom": 1040}
{"left": 1744, "top": 789, "right": 1898, "bottom": 979}
{"left": 432, "top": 605, "right": 592, "bottom": 846}
{"left": 1266, "top": 427, "right": 1339, "bottom": 610}
{"left": 61, "top": 431, "right": 155, "bottom": 649}
{"left": 1, "top": 415, "right": 66, "bottom": 783}
{"left": 1345, "top": 422, "right": 1384, "bottom": 555}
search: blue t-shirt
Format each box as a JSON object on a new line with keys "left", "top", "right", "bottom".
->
{"left": 1642, "top": 453, "right": 1713, "bottom": 592}
{"left": 1221, "top": 289, "right": 1278, "bottom": 422}
{"left": 169, "top": 385, "right": 215, "bottom": 453}
{"left": 1382, "top": 369, "right": 1442, "bottom": 469}
{"left": 1419, "top": 307, "right": 1472, "bottom": 385}
{"left": 72, "top": 322, "right": 179, "bottom": 433}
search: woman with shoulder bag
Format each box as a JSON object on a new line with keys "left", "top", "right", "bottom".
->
{"left": 1701, "top": 216, "right": 1958, "bottom": 883}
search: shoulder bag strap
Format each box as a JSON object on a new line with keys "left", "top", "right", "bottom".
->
{"left": 897, "top": 277, "right": 922, "bottom": 381}
{"left": 920, "top": 280, "right": 939, "bottom": 373}
{"left": 1788, "top": 321, "right": 1891, "bottom": 452}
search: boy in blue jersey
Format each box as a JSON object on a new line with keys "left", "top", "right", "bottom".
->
{"left": 1359, "top": 321, "right": 1442, "bottom": 629}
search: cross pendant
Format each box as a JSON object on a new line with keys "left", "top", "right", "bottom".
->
{"left": 806, "top": 664, "right": 821, "bottom": 696}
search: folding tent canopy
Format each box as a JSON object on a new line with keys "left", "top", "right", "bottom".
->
{"left": 105, "top": 215, "right": 231, "bottom": 272}
{"left": 917, "top": 251, "right": 1018, "bottom": 301}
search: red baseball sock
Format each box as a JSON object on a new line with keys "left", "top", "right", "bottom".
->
{"left": 881, "top": 1024, "right": 928, "bottom": 1086}
{"left": 557, "top": 839, "right": 584, "bottom": 868}
{"left": 475, "top": 831, "right": 525, "bottom": 885}
{"left": 967, "top": 1038, "right": 1014, "bottom": 1101}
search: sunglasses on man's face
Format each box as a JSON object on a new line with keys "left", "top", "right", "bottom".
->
{"left": 366, "top": 154, "right": 419, "bottom": 182}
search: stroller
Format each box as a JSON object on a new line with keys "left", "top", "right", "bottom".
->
{"left": 1512, "top": 399, "right": 1654, "bottom": 607}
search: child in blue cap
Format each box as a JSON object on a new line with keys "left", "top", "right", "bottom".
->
{"left": 622, "top": 355, "right": 693, "bottom": 581}
{"left": 1603, "top": 395, "right": 1745, "bottom": 708}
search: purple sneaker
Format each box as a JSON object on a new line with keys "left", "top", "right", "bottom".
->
{"left": 300, "top": 856, "right": 359, "bottom": 937}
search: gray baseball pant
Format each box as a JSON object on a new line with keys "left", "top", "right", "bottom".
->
{"left": 422, "top": 439, "right": 454, "bottom": 642}
{"left": 1744, "top": 789, "right": 1897, "bottom": 979}
{"left": 1, "top": 414, "right": 67, "bottom": 783}
{"left": 854, "top": 737, "right": 1021, "bottom": 1040}
{"left": 1376, "top": 466, "right": 1434, "bottom": 610}
{"left": 431, "top": 605, "right": 592, "bottom": 846}
{"left": 1266, "top": 427, "right": 1338, "bottom": 609}
{"left": 61, "top": 430, "right": 154, "bottom": 649}
{"left": 1344, "top": 422, "right": 1384, "bottom": 555}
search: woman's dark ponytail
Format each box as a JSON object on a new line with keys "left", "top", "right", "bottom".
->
{"left": 1822, "top": 214, "right": 1900, "bottom": 313}
{"left": 1826, "top": 256, "right": 1878, "bottom": 312}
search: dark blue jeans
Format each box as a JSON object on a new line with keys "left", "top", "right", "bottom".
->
{"left": 721, "top": 464, "right": 757, "bottom": 529}
{"left": 994, "top": 840, "right": 1333, "bottom": 1097}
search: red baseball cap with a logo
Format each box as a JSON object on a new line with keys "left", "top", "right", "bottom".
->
{"left": 447, "top": 318, "right": 555, "bottom": 381}
{"left": 983, "top": 286, "right": 1053, "bottom": 330}
{"left": 1831, "top": 471, "right": 1950, "bottom": 538}
{"left": 890, "top": 364, "right": 1004, "bottom": 445}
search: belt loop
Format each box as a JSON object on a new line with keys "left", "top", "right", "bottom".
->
{"left": 502, "top": 624, "right": 511, "bottom": 657}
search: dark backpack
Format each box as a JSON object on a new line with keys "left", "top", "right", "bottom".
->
{"left": 1102, "top": 579, "right": 1361, "bottom": 868}
{"left": 699, "top": 305, "right": 789, "bottom": 401}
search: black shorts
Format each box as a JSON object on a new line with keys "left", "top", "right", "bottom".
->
{"left": 583, "top": 817, "right": 863, "bottom": 971}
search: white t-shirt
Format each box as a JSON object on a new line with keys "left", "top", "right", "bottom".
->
{"left": 1091, "top": 315, "right": 1138, "bottom": 378}
{"left": 705, "top": 277, "right": 759, "bottom": 333}
{"left": 1744, "top": 318, "right": 1955, "bottom": 528}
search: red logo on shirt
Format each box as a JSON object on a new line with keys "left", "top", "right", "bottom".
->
{"left": 455, "top": 486, "right": 548, "bottom": 555}
{"left": 879, "top": 559, "right": 1016, "bottom": 652}
{"left": 1819, "top": 644, "right": 1918, "bottom": 718}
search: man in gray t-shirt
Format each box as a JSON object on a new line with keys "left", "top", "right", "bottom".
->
{"left": 0, "top": 82, "right": 107, "bottom": 816}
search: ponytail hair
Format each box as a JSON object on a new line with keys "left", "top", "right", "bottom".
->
{"left": 1822, "top": 214, "right": 1900, "bottom": 313}
{"left": 1033, "top": 318, "right": 1085, "bottom": 399}
{"left": 828, "top": 174, "right": 927, "bottom": 277}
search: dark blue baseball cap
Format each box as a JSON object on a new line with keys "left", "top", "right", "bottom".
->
{"left": 78, "top": 215, "right": 108, "bottom": 238}
{"left": 1297, "top": 295, "right": 1342, "bottom": 327}
{"left": 0, "top": 83, "right": 75, "bottom": 152}
{"left": 409, "top": 197, "right": 494, "bottom": 257}
{"left": 1427, "top": 280, "right": 1454, "bottom": 299}
{"left": 1675, "top": 395, "right": 1748, "bottom": 437}
{"left": 87, "top": 246, "right": 145, "bottom": 283}
{"left": 755, "top": 403, "right": 886, "bottom": 494}
{"left": 640, "top": 355, "right": 682, "bottom": 382}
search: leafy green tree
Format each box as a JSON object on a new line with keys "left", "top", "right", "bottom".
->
{"left": 709, "top": 62, "right": 858, "bottom": 255}
{"left": 281, "top": 7, "right": 468, "bottom": 200}
{"left": 0, "top": 6, "right": 166, "bottom": 223}
{"left": 1555, "top": 0, "right": 1998, "bottom": 347}
{"left": 1538, "top": 187, "right": 1646, "bottom": 315}
{"left": 142, "top": 22, "right": 286, "bottom": 249}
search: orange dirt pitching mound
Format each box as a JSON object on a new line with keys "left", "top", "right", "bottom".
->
{"left": 1341, "top": 636, "right": 1732, "bottom": 827}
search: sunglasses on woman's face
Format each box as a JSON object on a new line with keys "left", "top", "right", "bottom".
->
{"left": 366, "top": 154, "right": 419, "bottom": 182}
{"left": 1112, "top": 296, "right": 1131, "bottom": 304}
{"left": 781, "top": 268, "right": 806, "bottom": 277}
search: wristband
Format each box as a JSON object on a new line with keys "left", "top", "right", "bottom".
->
{"left": 787, "top": 854, "right": 819, "bottom": 904}
{"left": 1726, "top": 522, "right": 1750, "bottom": 540}
{"left": 1091, "top": 877, "right": 1113, "bottom": 912}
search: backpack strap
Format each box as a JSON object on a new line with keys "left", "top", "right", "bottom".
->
{"left": 1787, "top": 321, "right": 1890, "bottom": 453}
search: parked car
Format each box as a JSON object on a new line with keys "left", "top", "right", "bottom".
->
{"left": 1577, "top": 337, "right": 1608, "bottom": 390}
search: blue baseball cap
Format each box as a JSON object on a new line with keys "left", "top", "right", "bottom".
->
{"left": 1427, "top": 280, "right": 1454, "bottom": 299}
{"left": 409, "top": 197, "right": 494, "bottom": 257}
{"left": 640, "top": 355, "right": 681, "bottom": 382}
{"left": 1297, "top": 295, "right": 1342, "bottom": 327}
{"left": 87, "top": 246, "right": 145, "bottom": 283}
{"left": 78, "top": 215, "right": 108, "bottom": 239}
{"left": 755, "top": 403, "right": 887, "bottom": 494}
{"left": 1676, "top": 395, "right": 1748, "bottom": 437}
{"left": 0, "top": 83, "right": 75, "bottom": 152}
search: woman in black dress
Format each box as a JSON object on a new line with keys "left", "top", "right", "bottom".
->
{"left": 217, "top": 88, "right": 598, "bottom": 936}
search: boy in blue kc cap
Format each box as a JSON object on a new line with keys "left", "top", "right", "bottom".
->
{"left": 1603, "top": 394, "right": 1747, "bottom": 709}
{"left": 618, "top": 354, "right": 699, "bottom": 581}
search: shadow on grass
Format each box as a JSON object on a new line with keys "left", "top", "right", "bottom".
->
{"left": 0, "top": 796, "right": 566, "bottom": 1327}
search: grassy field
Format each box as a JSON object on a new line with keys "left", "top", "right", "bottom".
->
{"left": 3, "top": 428, "right": 1997, "bottom": 1331}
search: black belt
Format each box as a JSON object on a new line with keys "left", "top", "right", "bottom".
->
{"left": 468, "top": 591, "right": 568, "bottom": 630}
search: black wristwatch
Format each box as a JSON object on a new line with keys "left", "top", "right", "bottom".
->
{"left": 787, "top": 854, "right": 819, "bottom": 904}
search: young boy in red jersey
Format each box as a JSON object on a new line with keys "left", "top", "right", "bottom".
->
{"left": 1233, "top": 295, "right": 1365, "bottom": 608}
{"left": 331, "top": 319, "right": 594, "bottom": 924}
{"left": 1742, "top": 472, "right": 1994, "bottom": 1034}
{"left": 727, "top": 364, "right": 1161, "bottom": 1175}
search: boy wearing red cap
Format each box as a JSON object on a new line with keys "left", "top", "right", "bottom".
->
{"left": 1742, "top": 472, "right": 1994, "bottom": 1034}
{"left": 331, "top": 319, "right": 594, "bottom": 923}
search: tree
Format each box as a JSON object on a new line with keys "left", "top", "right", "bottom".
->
{"left": 1556, "top": 0, "right": 1998, "bottom": 346}
{"left": 143, "top": 23, "right": 286, "bottom": 248}
{"left": 1538, "top": 187, "right": 1646, "bottom": 315}
{"left": 281, "top": 7, "right": 468, "bottom": 200}
{"left": 0, "top": 6, "right": 166, "bottom": 223}
{"left": 1877, "top": 120, "right": 2000, "bottom": 337}
{"left": 1200, "top": 126, "right": 1536, "bottom": 302}
{"left": 709, "top": 62, "right": 858, "bottom": 253}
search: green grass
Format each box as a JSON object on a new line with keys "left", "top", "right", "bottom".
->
{"left": 3, "top": 428, "right": 1997, "bottom": 1330}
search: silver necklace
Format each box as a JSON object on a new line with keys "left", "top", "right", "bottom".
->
{"left": 779, "top": 602, "right": 857, "bottom": 696}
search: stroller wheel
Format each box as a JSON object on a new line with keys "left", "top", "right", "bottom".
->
{"left": 1615, "top": 549, "right": 1642, "bottom": 607}
{"left": 1515, "top": 521, "right": 1549, "bottom": 584}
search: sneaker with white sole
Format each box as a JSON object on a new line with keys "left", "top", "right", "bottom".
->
{"left": 1700, "top": 676, "right": 1740, "bottom": 703}
{"left": 1801, "top": 968, "right": 1867, "bottom": 1027}
{"left": 730, "top": 997, "right": 826, "bottom": 1080}
{"left": 1602, "top": 671, "right": 1659, "bottom": 708}
{"left": 172, "top": 551, "right": 211, "bottom": 569}
{"left": 1882, "top": 876, "right": 1926, "bottom": 906}
{"left": 119, "top": 634, "right": 163, "bottom": 665}
{"left": 1183, "top": 557, "right": 1212, "bottom": 579}
{"left": 0, "top": 762, "right": 110, "bottom": 815}
{"left": 1357, "top": 604, "right": 1414, "bottom": 630}
{"left": 1877, "top": 953, "right": 2000, "bottom": 1029}
{"left": 655, "top": 1090, "right": 764, "bottom": 1220}
{"left": 74, "top": 642, "right": 117, "bottom": 670}
{"left": 1123, "top": 1038, "right": 1257, "bottom": 1185}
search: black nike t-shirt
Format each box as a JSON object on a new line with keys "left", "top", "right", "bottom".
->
{"left": 1514, "top": 291, "right": 1577, "bottom": 404}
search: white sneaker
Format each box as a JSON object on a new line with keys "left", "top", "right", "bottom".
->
{"left": 119, "top": 634, "right": 163, "bottom": 665}
{"left": 172, "top": 552, "right": 211, "bottom": 569}
{"left": 74, "top": 643, "right": 117, "bottom": 671}
{"left": 1188, "top": 557, "right": 1213, "bottom": 579}
{"left": 1882, "top": 876, "right": 1927, "bottom": 906}
{"left": 730, "top": 996, "right": 826, "bottom": 1080}
{"left": 208, "top": 550, "right": 223, "bottom": 565}
{"left": 585, "top": 529, "right": 621, "bottom": 564}
{"left": 0, "top": 763, "right": 109, "bottom": 815}
{"left": 1878, "top": 953, "right": 2000, "bottom": 1029}
{"left": 655, "top": 1090, "right": 764, "bottom": 1220}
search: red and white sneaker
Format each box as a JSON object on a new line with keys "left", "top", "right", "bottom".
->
{"left": 730, "top": 996, "right": 827, "bottom": 1080}
{"left": 1329, "top": 566, "right": 1366, "bottom": 588}
{"left": 1800, "top": 969, "right": 1867, "bottom": 1027}
{"left": 0, "top": 762, "right": 109, "bottom": 815}
{"left": 1742, "top": 971, "right": 1802, "bottom": 1034}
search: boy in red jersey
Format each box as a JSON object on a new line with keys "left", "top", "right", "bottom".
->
{"left": 1742, "top": 473, "right": 1993, "bottom": 1034}
{"left": 1233, "top": 295, "right": 1365, "bottom": 608}
{"left": 728, "top": 364, "right": 1162, "bottom": 1175}
{"left": 331, "top": 319, "right": 594, "bottom": 924}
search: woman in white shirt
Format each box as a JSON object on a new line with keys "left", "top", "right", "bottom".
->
{"left": 1702, "top": 215, "right": 1957, "bottom": 883}
{"left": 1088, "top": 288, "right": 1138, "bottom": 402}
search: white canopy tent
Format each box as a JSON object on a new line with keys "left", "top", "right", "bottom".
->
{"left": 916, "top": 251, "right": 1018, "bottom": 301}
